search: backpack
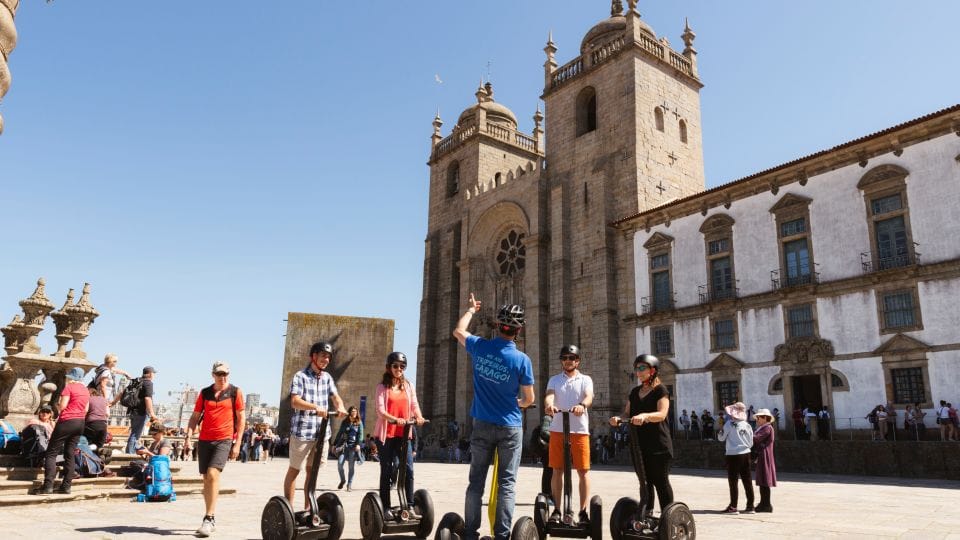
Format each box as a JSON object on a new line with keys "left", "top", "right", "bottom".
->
{"left": 73, "top": 436, "right": 105, "bottom": 478}
{"left": 0, "top": 420, "right": 21, "bottom": 454}
{"left": 141, "top": 455, "right": 175, "bottom": 502}
{"left": 19, "top": 424, "right": 49, "bottom": 467}
{"left": 120, "top": 377, "right": 145, "bottom": 410}
{"left": 198, "top": 384, "right": 239, "bottom": 436}
{"left": 87, "top": 365, "right": 110, "bottom": 391}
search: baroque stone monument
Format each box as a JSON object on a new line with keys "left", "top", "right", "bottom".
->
{"left": 0, "top": 0, "right": 19, "bottom": 134}
{"left": 278, "top": 312, "right": 394, "bottom": 435}
{"left": 0, "top": 279, "right": 99, "bottom": 429}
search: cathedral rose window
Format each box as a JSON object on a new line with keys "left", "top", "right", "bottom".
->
{"left": 496, "top": 230, "right": 526, "bottom": 275}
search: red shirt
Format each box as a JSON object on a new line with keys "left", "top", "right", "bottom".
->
{"left": 194, "top": 385, "right": 244, "bottom": 441}
{"left": 385, "top": 388, "right": 409, "bottom": 439}
{"left": 59, "top": 382, "right": 90, "bottom": 422}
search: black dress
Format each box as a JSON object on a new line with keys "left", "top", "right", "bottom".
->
{"left": 626, "top": 384, "right": 674, "bottom": 512}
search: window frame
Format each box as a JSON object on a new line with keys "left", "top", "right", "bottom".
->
{"left": 709, "top": 315, "right": 739, "bottom": 353}
{"left": 769, "top": 193, "right": 815, "bottom": 289}
{"left": 650, "top": 325, "right": 674, "bottom": 358}
{"left": 857, "top": 165, "right": 916, "bottom": 271}
{"left": 643, "top": 232, "right": 675, "bottom": 314}
{"left": 875, "top": 285, "right": 923, "bottom": 334}
{"left": 446, "top": 160, "right": 461, "bottom": 198}
{"left": 783, "top": 301, "right": 819, "bottom": 339}
{"left": 699, "top": 214, "right": 737, "bottom": 302}
{"left": 575, "top": 86, "right": 598, "bottom": 137}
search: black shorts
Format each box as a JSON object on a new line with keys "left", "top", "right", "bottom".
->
{"left": 198, "top": 439, "right": 232, "bottom": 475}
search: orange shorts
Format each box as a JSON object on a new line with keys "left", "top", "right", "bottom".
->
{"left": 548, "top": 432, "right": 590, "bottom": 470}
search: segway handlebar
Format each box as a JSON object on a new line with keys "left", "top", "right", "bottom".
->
{"left": 387, "top": 418, "right": 430, "bottom": 424}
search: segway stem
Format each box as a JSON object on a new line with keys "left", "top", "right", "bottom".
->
{"left": 617, "top": 418, "right": 650, "bottom": 521}
{"left": 388, "top": 418, "right": 429, "bottom": 511}
{"left": 562, "top": 411, "right": 573, "bottom": 516}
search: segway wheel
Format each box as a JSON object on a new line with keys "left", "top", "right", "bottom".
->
{"left": 589, "top": 495, "right": 603, "bottom": 540}
{"left": 434, "top": 512, "right": 465, "bottom": 540}
{"left": 360, "top": 492, "right": 384, "bottom": 540}
{"left": 610, "top": 497, "right": 640, "bottom": 540}
{"left": 317, "top": 492, "right": 345, "bottom": 540}
{"left": 261, "top": 495, "right": 296, "bottom": 540}
{"left": 533, "top": 493, "right": 549, "bottom": 539}
{"left": 511, "top": 516, "right": 538, "bottom": 540}
{"left": 413, "top": 488, "right": 436, "bottom": 538}
{"left": 658, "top": 502, "right": 695, "bottom": 540}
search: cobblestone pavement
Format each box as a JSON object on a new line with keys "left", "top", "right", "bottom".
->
{"left": 5, "top": 459, "right": 960, "bottom": 539}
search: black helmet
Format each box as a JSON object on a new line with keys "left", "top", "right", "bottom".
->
{"left": 310, "top": 341, "right": 334, "bottom": 357}
{"left": 496, "top": 304, "right": 525, "bottom": 328}
{"left": 559, "top": 344, "right": 580, "bottom": 358}
{"left": 386, "top": 351, "right": 407, "bottom": 367}
{"left": 635, "top": 354, "right": 659, "bottom": 370}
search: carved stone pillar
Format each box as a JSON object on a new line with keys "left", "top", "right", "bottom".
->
{"left": 66, "top": 283, "right": 99, "bottom": 360}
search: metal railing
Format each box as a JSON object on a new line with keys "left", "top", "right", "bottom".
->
{"left": 698, "top": 284, "right": 739, "bottom": 304}
{"left": 671, "top": 417, "right": 944, "bottom": 442}
{"left": 860, "top": 243, "right": 921, "bottom": 273}
{"left": 640, "top": 294, "right": 675, "bottom": 314}
{"left": 770, "top": 268, "right": 820, "bottom": 290}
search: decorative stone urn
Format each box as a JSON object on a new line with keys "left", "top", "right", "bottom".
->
{"left": 0, "top": 279, "right": 97, "bottom": 430}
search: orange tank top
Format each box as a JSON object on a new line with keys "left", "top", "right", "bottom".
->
{"left": 385, "top": 387, "right": 409, "bottom": 439}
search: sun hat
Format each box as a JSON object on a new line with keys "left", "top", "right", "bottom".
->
{"left": 754, "top": 408, "right": 775, "bottom": 420}
{"left": 65, "top": 367, "right": 85, "bottom": 381}
{"left": 724, "top": 401, "right": 747, "bottom": 422}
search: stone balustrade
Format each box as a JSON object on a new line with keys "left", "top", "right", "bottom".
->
{"left": 432, "top": 119, "right": 539, "bottom": 163}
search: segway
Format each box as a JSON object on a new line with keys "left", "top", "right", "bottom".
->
{"left": 533, "top": 410, "right": 602, "bottom": 540}
{"left": 261, "top": 413, "right": 345, "bottom": 540}
{"left": 360, "top": 418, "right": 435, "bottom": 539}
{"left": 609, "top": 420, "right": 695, "bottom": 540}
{"left": 434, "top": 446, "right": 538, "bottom": 540}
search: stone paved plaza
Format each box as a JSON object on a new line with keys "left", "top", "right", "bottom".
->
{"left": 4, "top": 459, "right": 960, "bottom": 539}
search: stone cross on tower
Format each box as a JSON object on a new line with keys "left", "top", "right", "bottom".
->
{"left": 655, "top": 180, "right": 667, "bottom": 195}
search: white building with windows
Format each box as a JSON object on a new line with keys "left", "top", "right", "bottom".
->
{"left": 614, "top": 105, "right": 960, "bottom": 431}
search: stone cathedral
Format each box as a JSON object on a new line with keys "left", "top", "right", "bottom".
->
{"left": 416, "top": 2, "right": 704, "bottom": 430}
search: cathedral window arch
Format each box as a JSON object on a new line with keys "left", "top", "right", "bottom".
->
{"left": 679, "top": 119, "right": 688, "bottom": 143}
{"left": 576, "top": 86, "right": 597, "bottom": 136}
{"left": 496, "top": 229, "right": 526, "bottom": 276}
{"left": 446, "top": 161, "right": 460, "bottom": 198}
{"left": 654, "top": 106, "right": 665, "bottom": 132}
{"left": 495, "top": 172, "right": 502, "bottom": 187}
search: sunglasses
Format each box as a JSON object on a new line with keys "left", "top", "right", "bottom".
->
{"left": 213, "top": 372, "right": 230, "bottom": 377}
{"left": 560, "top": 355, "right": 579, "bottom": 361}
{"left": 634, "top": 365, "right": 650, "bottom": 372}
{"left": 390, "top": 363, "right": 406, "bottom": 370}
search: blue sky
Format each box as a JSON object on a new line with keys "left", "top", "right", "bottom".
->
{"left": 2, "top": 1, "right": 958, "bottom": 406}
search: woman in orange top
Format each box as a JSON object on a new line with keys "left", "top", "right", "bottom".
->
{"left": 374, "top": 352, "right": 425, "bottom": 520}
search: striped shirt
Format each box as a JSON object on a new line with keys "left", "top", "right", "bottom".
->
{"left": 289, "top": 365, "right": 338, "bottom": 441}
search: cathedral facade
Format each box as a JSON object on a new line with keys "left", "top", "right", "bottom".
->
{"left": 416, "top": 2, "right": 704, "bottom": 429}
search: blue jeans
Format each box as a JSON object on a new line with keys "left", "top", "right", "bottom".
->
{"left": 338, "top": 445, "right": 362, "bottom": 486}
{"left": 126, "top": 414, "right": 147, "bottom": 454}
{"left": 465, "top": 420, "right": 522, "bottom": 540}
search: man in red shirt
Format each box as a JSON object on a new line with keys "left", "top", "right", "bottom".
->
{"left": 184, "top": 361, "right": 246, "bottom": 537}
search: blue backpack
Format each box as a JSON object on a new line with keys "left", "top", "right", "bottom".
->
{"left": 139, "top": 455, "right": 176, "bottom": 502}
{"left": 0, "top": 420, "right": 21, "bottom": 454}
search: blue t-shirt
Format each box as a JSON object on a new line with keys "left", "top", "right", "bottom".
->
{"left": 465, "top": 335, "right": 535, "bottom": 427}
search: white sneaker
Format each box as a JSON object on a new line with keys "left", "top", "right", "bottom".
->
{"left": 195, "top": 516, "right": 215, "bottom": 537}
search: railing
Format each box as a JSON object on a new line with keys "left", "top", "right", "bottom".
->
{"left": 698, "top": 284, "right": 739, "bottom": 304}
{"left": 637, "top": 33, "right": 664, "bottom": 59}
{"left": 673, "top": 417, "right": 940, "bottom": 442}
{"left": 551, "top": 57, "right": 583, "bottom": 89}
{"left": 860, "top": 243, "right": 921, "bottom": 273}
{"left": 590, "top": 36, "right": 625, "bottom": 66}
{"left": 640, "top": 294, "right": 675, "bottom": 314}
{"left": 770, "top": 268, "right": 820, "bottom": 290}
{"left": 669, "top": 51, "right": 692, "bottom": 76}
{"left": 433, "top": 121, "right": 538, "bottom": 162}
{"left": 434, "top": 124, "right": 477, "bottom": 158}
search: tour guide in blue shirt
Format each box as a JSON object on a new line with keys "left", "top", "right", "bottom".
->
{"left": 453, "top": 293, "right": 535, "bottom": 540}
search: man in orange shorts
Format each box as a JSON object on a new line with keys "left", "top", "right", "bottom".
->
{"left": 543, "top": 344, "right": 594, "bottom": 525}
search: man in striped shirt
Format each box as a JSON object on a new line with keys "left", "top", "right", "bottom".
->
{"left": 283, "top": 341, "right": 347, "bottom": 508}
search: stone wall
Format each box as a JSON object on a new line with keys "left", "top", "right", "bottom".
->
{"left": 278, "top": 312, "right": 394, "bottom": 435}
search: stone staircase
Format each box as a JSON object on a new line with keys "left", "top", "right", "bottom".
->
{"left": 0, "top": 447, "right": 236, "bottom": 506}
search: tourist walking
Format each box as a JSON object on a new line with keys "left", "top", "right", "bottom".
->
{"left": 125, "top": 366, "right": 159, "bottom": 454}
{"left": 374, "top": 352, "right": 425, "bottom": 518}
{"left": 718, "top": 401, "right": 754, "bottom": 514}
{"left": 335, "top": 406, "right": 365, "bottom": 491}
{"left": 34, "top": 367, "right": 89, "bottom": 495}
{"left": 453, "top": 293, "right": 535, "bottom": 540}
{"left": 183, "top": 361, "right": 246, "bottom": 537}
{"left": 544, "top": 344, "right": 594, "bottom": 525}
{"left": 609, "top": 354, "right": 675, "bottom": 515}
{"left": 752, "top": 408, "right": 777, "bottom": 512}
{"left": 283, "top": 341, "right": 347, "bottom": 509}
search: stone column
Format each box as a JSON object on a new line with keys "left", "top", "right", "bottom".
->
{"left": 0, "top": 0, "right": 19, "bottom": 134}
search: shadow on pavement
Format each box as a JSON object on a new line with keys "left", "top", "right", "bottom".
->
{"left": 75, "top": 526, "right": 195, "bottom": 536}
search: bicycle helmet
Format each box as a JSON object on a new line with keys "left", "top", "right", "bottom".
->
{"left": 559, "top": 344, "right": 580, "bottom": 358}
{"left": 310, "top": 341, "right": 334, "bottom": 357}
{"left": 386, "top": 351, "right": 407, "bottom": 367}
{"left": 496, "top": 304, "right": 525, "bottom": 328}
{"left": 634, "top": 354, "right": 659, "bottom": 369}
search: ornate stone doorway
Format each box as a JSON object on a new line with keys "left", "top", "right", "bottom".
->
{"left": 791, "top": 374, "right": 823, "bottom": 410}
{"left": 773, "top": 336, "right": 835, "bottom": 436}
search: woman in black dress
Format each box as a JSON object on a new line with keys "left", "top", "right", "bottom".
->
{"left": 609, "top": 354, "right": 674, "bottom": 514}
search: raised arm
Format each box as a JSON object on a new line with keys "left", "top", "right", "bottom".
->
{"left": 452, "top": 293, "right": 481, "bottom": 346}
